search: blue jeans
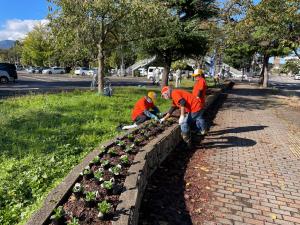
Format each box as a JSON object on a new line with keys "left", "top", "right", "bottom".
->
{"left": 181, "top": 110, "right": 205, "bottom": 134}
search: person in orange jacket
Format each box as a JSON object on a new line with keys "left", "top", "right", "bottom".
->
{"left": 122, "top": 91, "right": 160, "bottom": 130}
{"left": 160, "top": 86, "right": 205, "bottom": 148}
{"left": 191, "top": 69, "right": 207, "bottom": 135}
{"left": 192, "top": 69, "right": 207, "bottom": 105}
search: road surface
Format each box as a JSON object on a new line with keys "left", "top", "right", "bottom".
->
{"left": 0, "top": 72, "right": 152, "bottom": 98}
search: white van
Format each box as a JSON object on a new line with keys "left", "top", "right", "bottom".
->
{"left": 147, "top": 67, "right": 164, "bottom": 81}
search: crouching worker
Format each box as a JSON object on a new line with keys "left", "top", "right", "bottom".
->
{"left": 160, "top": 86, "right": 204, "bottom": 149}
{"left": 122, "top": 91, "right": 160, "bottom": 130}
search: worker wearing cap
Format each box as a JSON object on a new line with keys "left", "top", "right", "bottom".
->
{"left": 160, "top": 86, "right": 205, "bottom": 149}
{"left": 131, "top": 91, "right": 160, "bottom": 125}
{"left": 192, "top": 69, "right": 207, "bottom": 105}
{"left": 191, "top": 69, "right": 207, "bottom": 135}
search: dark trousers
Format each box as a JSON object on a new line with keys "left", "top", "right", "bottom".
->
{"left": 134, "top": 109, "right": 159, "bottom": 125}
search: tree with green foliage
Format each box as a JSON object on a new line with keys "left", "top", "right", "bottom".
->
{"left": 224, "top": 0, "right": 299, "bottom": 87}
{"left": 21, "top": 23, "right": 53, "bottom": 66}
{"left": 282, "top": 59, "right": 300, "bottom": 75}
{"left": 140, "top": 0, "right": 217, "bottom": 86}
{"left": 49, "top": 0, "right": 163, "bottom": 93}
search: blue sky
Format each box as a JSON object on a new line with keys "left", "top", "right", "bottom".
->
{"left": 0, "top": 0, "right": 49, "bottom": 40}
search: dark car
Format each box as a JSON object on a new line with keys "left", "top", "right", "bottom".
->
{"left": 0, "top": 63, "right": 17, "bottom": 84}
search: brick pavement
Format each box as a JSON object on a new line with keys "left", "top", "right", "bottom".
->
{"left": 195, "top": 84, "right": 300, "bottom": 225}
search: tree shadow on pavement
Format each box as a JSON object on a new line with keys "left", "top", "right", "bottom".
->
{"left": 209, "top": 125, "right": 268, "bottom": 136}
{"left": 200, "top": 136, "right": 257, "bottom": 149}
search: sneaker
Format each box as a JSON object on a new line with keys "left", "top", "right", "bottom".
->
{"left": 201, "top": 130, "right": 207, "bottom": 135}
{"left": 194, "top": 130, "right": 207, "bottom": 136}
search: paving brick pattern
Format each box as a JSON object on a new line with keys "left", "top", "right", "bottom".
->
{"left": 198, "top": 84, "right": 300, "bottom": 225}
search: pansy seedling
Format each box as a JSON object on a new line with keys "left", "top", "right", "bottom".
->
{"left": 91, "top": 156, "right": 100, "bottom": 164}
{"left": 100, "top": 159, "right": 110, "bottom": 167}
{"left": 116, "top": 140, "right": 126, "bottom": 147}
{"left": 125, "top": 143, "right": 135, "bottom": 153}
{"left": 109, "top": 164, "right": 122, "bottom": 176}
{"left": 101, "top": 178, "right": 115, "bottom": 190}
{"left": 50, "top": 206, "right": 64, "bottom": 221}
{"left": 108, "top": 148, "right": 118, "bottom": 156}
{"left": 127, "top": 133, "right": 134, "bottom": 140}
{"left": 85, "top": 191, "right": 98, "bottom": 202}
{"left": 82, "top": 166, "right": 92, "bottom": 176}
{"left": 67, "top": 217, "right": 80, "bottom": 225}
{"left": 94, "top": 168, "right": 104, "bottom": 182}
{"left": 72, "top": 183, "right": 83, "bottom": 193}
{"left": 97, "top": 200, "right": 112, "bottom": 219}
{"left": 120, "top": 155, "right": 129, "bottom": 164}
{"left": 134, "top": 138, "right": 143, "bottom": 145}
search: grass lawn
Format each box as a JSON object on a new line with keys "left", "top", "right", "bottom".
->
{"left": 0, "top": 87, "right": 170, "bottom": 225}
{"left": 0, "top": 78, "right": 216, "bottom": 225}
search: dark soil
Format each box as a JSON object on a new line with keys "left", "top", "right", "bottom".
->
{"left": 47, "top": 117, "right": 177, "bottom": 225}
{"left": 138, "top": 94, "right": 228, "bottom": 225}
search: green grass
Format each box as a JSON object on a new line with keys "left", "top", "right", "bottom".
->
{"left": 0, "top": 87, "right": 170, "bottom": 225}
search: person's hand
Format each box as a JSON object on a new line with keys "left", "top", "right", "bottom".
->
{"left": 159, "top": 118, "right": 166, "bottom": 124}
{"left": 179, "top": 115, "right": 185, "bottom": 124}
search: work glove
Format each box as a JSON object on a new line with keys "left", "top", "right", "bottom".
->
{"left": 178, "top": 115, "right": 185, "bottom": 125}
{"left": 149, "top": 113, "right": 158, "bottom": 121}
{"left": 159, "top": 118, "right": 166, "bottom": 124}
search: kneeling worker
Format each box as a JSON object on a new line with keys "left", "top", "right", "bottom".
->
{"left": 122, "top": 91, "right": 160, "bottom": 130}
{"left": 160, "top": 86, "right": 204, "bottom": 148}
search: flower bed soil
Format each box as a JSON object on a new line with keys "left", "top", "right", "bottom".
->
{"left": 46, "top": 118, "right": 177, "bottom": 225}
{"left": 138, "top": 94, "right": 228, "bottom": 225}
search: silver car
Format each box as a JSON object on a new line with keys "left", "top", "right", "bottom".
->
{"left": 42, "top": 67, "right": 65, "bottom": 74}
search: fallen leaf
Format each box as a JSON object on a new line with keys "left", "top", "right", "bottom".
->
{"left": 196, "top": 208, "right": 203, "bottom": 214}
{"left": 270, "top": 214, "right": 277, "bottom": 220}
{"left": 69, "top": 195, "right": 76, "bottom": 202}
{"left": 200, "top": 166, "right": 210, "bottom": 172}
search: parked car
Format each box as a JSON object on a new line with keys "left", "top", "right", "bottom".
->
{"left": 34, "top": 67, "right": 44, "bottom": 74}
{"left": 0, "top": 63, "right": 17, "bottom": 84}
{"left": 42, "top": 67, "right": 66, "bottom": 74}
{"left": 26, "top": 67, "right": 36, "bottom": 73}
{"left": 137, "top": 67, "right": 147, "bottom": 76}
{"left": 147, "top": 67, "right": 164, "bottom": 81}
{"left": 294, "top": 74, "right": 300, "bottom": 80}
{"left": 16, "top": 65, "right": 24, "bottom": 71}
{"left": 74, "top": 67, "right": 90, "bottom": 76}
{"left": 87, "top": 68, "right": 98, "bottom": 76}
{"left": 147, "top": 66, "right": 174, "bottom": 82}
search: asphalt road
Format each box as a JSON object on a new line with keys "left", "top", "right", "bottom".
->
{"left": 1, "top": 72, "right": 299, "bottom": 98}
{"left": 269, "top": 75, "right": 300, "bottom": 93}
{"left": 0, "top": 72, "right": 153, "bottom": 98}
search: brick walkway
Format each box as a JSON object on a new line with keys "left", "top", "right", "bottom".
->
{"left": 196, "top": 84, "right": 300, "bottom": 225}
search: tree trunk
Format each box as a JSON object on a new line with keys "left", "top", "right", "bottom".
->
{"left": 263, "top": 56, "right": 269, "bottom": 88}
{"left": 97, "top": 43, "right": 105, "bottom": 94}
{"left": 259, "top": 54, "right": 269, "bottom": 87}
{"left": 161, "top": 61, "right": 171, "bottom": 87}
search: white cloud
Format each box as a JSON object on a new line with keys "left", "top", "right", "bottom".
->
{"left": 0, "top": 19, "right": 49, "bottom": 41}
